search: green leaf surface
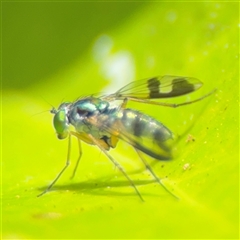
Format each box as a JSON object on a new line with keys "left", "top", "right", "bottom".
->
{"left": 2, "top": 2, "right": 239, "bottom": 239}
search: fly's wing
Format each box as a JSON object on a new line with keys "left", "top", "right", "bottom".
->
{"left": 103, "top": 75, "right": 203, "bottom": 101}
{"left": 89, "top": 75, "right": 203, "bottom": 159}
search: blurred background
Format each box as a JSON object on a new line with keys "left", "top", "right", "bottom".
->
{"left": 2, "top": 2, "right": 239, "bottom": 239}
{"left": 3, "top": 2, "right": 148, "bottom": 90}
{"left": 4, "top": 2, "right": 234, "bottom": 96}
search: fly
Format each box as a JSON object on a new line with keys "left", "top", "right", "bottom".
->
{"left": 37, "top": 75, "right": 216, "bottom": 201}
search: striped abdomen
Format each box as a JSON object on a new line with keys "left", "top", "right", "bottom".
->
{"left": 113, "top": 108, "right": 174, "bottom": 160}
{"left": 121, "top": 109, "right": 172, "bottom": 141}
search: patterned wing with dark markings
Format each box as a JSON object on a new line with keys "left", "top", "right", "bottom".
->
{"left": 104, "top": 75, "right": 203, "bottom": 101}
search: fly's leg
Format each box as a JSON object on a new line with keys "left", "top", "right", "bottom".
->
{"left": 37, "top": 134, "right": 72, "bottom": 197}
{"left": 135, "top": 149, "right": 179, "bottom": 200}
{"left": 88, "top": 133, "right": 144, "bottom": 202}
{"left": 70, "top": 138, "right": 82, "bottom": 179}
{"left": 126, "top": 89, "right": 217, "bottom": 108}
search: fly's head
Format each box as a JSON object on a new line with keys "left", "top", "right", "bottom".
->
{"left": 51, "top": 102, "right": 71, "bottom": 139}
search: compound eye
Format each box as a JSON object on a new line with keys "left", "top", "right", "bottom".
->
{"left": 53, "top": 110, "right": 69, "bottom": 139}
